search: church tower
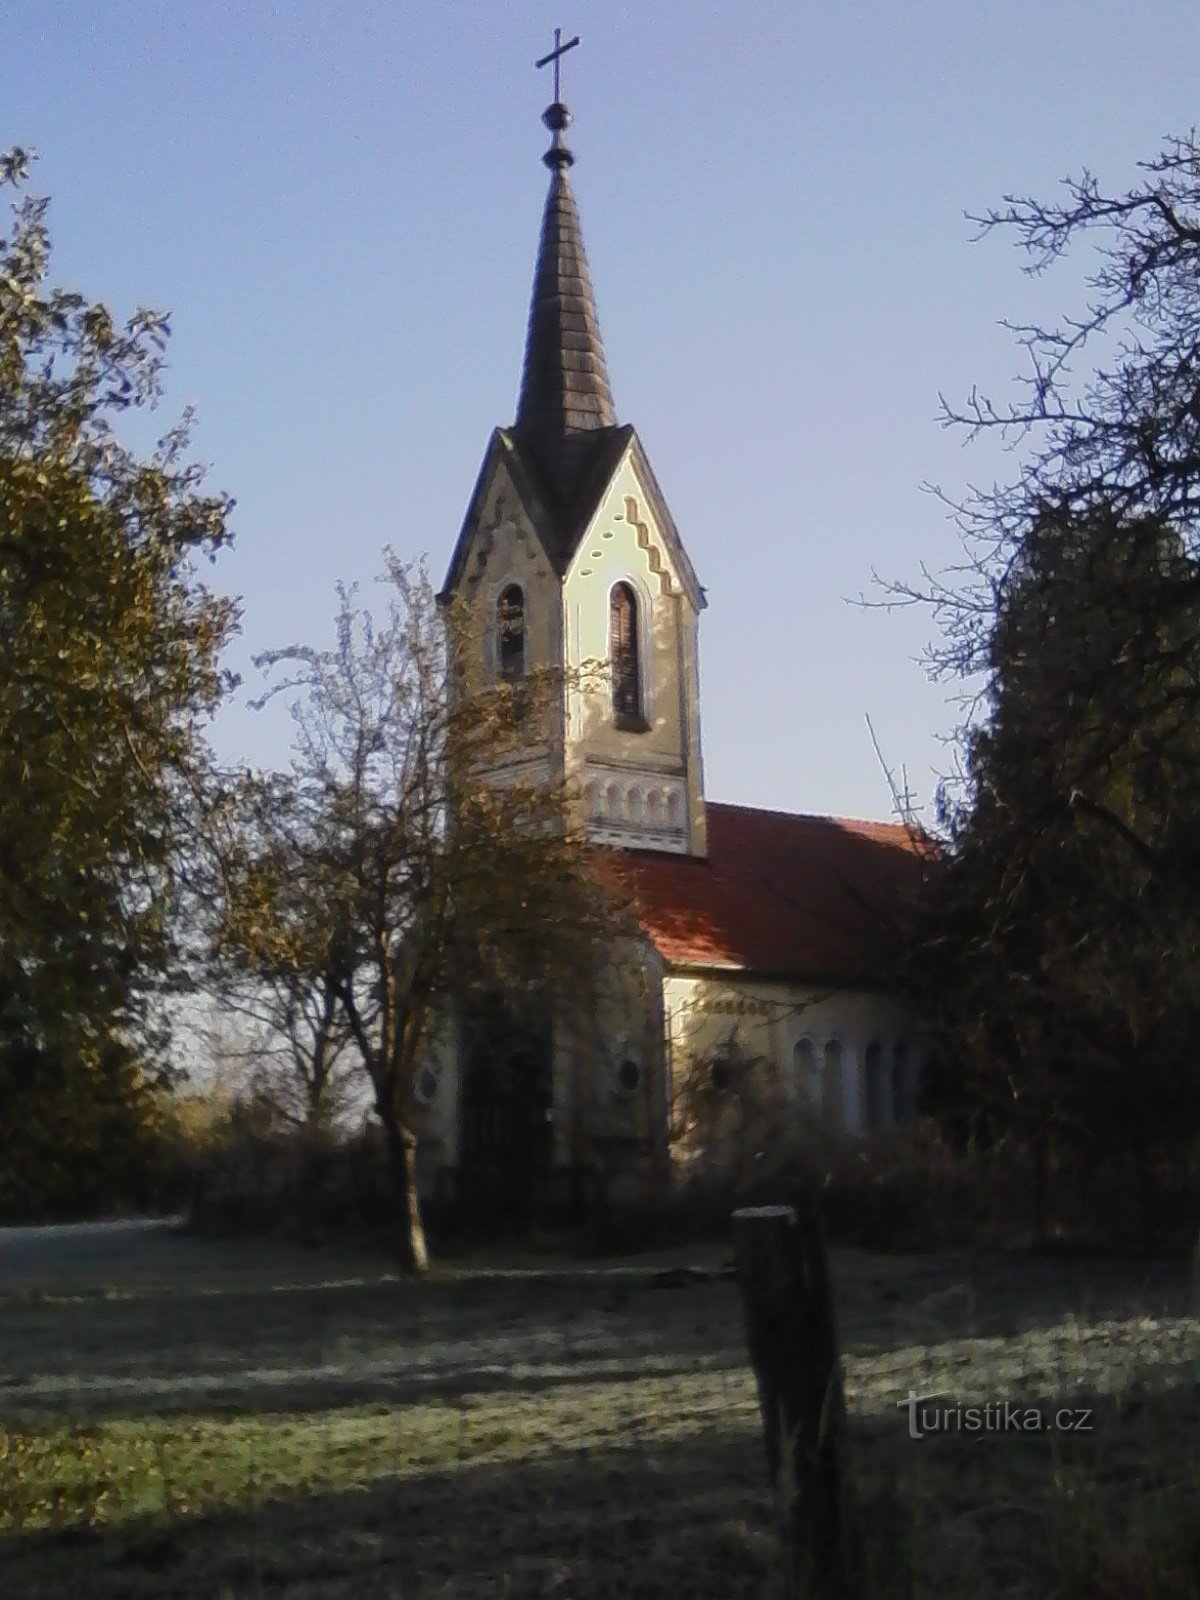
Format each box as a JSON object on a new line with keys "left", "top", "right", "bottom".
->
{"left": 441, "top": 89, "right": 707, "bottom": 856}
{"left": 423, "top": 57, "right": 929, "bottom": 1217}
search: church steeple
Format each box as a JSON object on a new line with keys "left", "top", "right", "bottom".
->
{"left": 513, "top": 98, "right": 617, "bottom": 496}
{"left": 442, "top": 49, "right": 707, "bottom": 857}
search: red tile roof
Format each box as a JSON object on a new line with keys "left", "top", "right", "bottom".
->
{"left": 606, "top": 802, "right": 928, "bottom": 984}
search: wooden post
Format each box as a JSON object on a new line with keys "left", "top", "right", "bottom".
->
{"left": 733, "top": 1204, "right": 855, "bottom": 1600}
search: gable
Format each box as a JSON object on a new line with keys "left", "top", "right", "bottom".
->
{"left": 441, "top": 426, "right": 703, "bottom": 614}
{"left": 564, "top": 445, "right": 702, "bottom": 613}
{"left": 623, "top": 434, "right": 704, "bottom": 614}
{"left": 439, "top": 434, "right": 559, "bottom": 606}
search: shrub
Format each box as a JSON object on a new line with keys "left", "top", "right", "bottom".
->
{"left": 0, "top": 1037, "right": 167, "bottom": 1222}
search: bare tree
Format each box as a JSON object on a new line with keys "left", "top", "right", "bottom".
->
{"left": 899, "top": 133, "right": 1200, "bottom": 748}
{"left": 230, "top": 555, "right": 625, "bottom": 1270}
{"left": 214, "top": 776, "right": 358, "bottom": 1121}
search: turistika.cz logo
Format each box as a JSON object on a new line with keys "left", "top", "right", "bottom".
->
{"left": 899, "top": 1390, "right": 1094, "bottom": 1440}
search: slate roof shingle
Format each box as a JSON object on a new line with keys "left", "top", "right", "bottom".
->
{"left": 442, "top": 106, "right": 706, "bottom": 612}
{"left": 514, "top": 159, "right": 616, "bottom": 505}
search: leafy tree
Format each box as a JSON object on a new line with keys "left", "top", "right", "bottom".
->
{"left": 902, "top": 135, "right": 1200, "bottom": 1241}
{"left": 225, "top": 557, "right": 624, "bottom": 1270}
{"left": 0, "top": 150, "right": 237, "bottom": 1215}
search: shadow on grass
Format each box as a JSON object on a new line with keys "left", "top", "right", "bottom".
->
{"left": 0, "top": 1430, "right": 778, "bottom": 1600}
{"left": 4, "top": 1378, "right": 1195, "bottom": 1599}
{"left": 835, "top": 1249, "right": 1194, "bottom": 1354}
{"left": 850, "top": 1376, "right": 1199, "bottom": 1600}
{"left": 1, "top": 1275, "right": 753, "bottom": 1423}
{"left": 3, "top": 1356, "right": 756, "bottom": 1426}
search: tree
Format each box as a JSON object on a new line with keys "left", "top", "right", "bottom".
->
{"left": 910, "top": 505, "right": 1200, "bottom": 1235}
{"left": 899, "top": 135, "right": 1200, "bottom": 1241}
{"left": 210, "top": 772, "right": 358, "bottom": 1114}
{"left": 204, "top": 778, "right": 362, "bottom": 1241}
{"left": 228, "top": 557, "right": 624, "bottom": 1270}
{"left": 0, "top": 151, "right": 238, "bottom": 1216}
{"left": 914, "top": 134, "right": 1200, "bottom": 775}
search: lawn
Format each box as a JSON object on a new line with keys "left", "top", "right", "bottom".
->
{"left": 0, "top": 1219, "right": 1195, "bottom": 1597}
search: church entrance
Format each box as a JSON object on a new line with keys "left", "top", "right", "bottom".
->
{"left": 458, "top": 1011, "right": 555, "bottom": 1231}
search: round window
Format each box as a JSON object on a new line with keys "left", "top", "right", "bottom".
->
{"left": 617, "top": 1058, "right": 641, "bottom": 1094}
{"left": 415, "top": 1067, "right": 439, "bottom": 1105}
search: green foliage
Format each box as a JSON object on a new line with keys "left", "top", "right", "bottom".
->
{"left": 0, "top": 1030, "right": 165, "bottom": 1221}
{"left": 0, "top": 151, "right": 237, "bottom": 1215}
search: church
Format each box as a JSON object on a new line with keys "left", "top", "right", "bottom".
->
{"left": 415, "top": 82, "right": 926, "bottom": 1218}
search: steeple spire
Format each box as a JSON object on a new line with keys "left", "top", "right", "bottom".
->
{"left": 514, "top": 77, "right": 617, "bottom": 497}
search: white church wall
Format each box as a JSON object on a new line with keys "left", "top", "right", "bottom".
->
{"left": 412, "top": 942, "right": 667, "bottom": 1199}
{"left": 455, "top": 457, "right": 564, "bottom": 772}
{"left": 411, "top": 1012, "right": 460, "bottom": 1186}
{"left": 663, "top": 970, "right": 920, "bottom": 1141}
{"left": 563, "top": 941, "right": 665, "bottom": 1148}
{"left": 563, "top": 454, "right": 705, "bottom": 855}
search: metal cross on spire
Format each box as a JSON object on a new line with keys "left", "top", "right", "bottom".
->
{"left": 535, "top": 27, "right": 580, "bottom": 103}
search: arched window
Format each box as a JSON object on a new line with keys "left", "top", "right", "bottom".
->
{"left": 822, "top": 1039, "right": 843, "bottom": 1132}
{"left": 615, "top": 1058, "right": 641, "bottom": 1096}
{"left": 610, "top": 581, "right": 641, "bottom": 723}
{"left": 863, "top": 1041, "right": 885, "bottom": 1131}
{"left": 497, "top": 584, "right": 525, "bottom": 679}
{"left": 709, "top": 1050, "right": 739, "bottom": 1094}
{"left": 892, "top": 1040, "right": 911, "bottom": 1123}
{"left": 793, "top": 1038, "right": 818, "bottom": 1112}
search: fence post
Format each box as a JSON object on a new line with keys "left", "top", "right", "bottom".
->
{"left": 732, "top": 1203, "right": 855, "bottom": 1599}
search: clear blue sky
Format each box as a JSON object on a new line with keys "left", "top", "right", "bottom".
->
{"left": 6, "top": 2, "right": 1198, "bottom": 821}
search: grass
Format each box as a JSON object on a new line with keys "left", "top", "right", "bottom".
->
{"left": 0, "top": 1220, "right": 1195, "bottom": 1596}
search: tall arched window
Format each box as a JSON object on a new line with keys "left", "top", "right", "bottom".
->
{"left": 609, "top": 581, "right": 641, "bottom": 723}
{"left": 822, "top": 1039, "right": 844, "bottom": 1132}
{"left": 497, "top": 584, "right": 525, "bottom": 679}
{"left": 793, "top": 1038, "right": 819, "bottom": 1112}
{"left": 863, "top": 1041, "right": 885, "bottom": 1131}
{"left": 892, "top": 1040, "right": 911, "bottom": 1123}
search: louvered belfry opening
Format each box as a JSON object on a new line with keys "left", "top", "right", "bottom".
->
{"left": 497, "top": 583, "right": 526, "bottom": 679}
{"left": 610, "top": 581, "right": 640, "bottom": 722}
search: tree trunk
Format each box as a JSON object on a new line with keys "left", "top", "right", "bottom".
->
{"left": 733, "top": 1203, "right": 857, "bottom": 1600}
{"left": 1031, "top": 1131, "right": 1049, "bottom": 1247}
{"left": 1132, "top": 1146, "right": 1156, "bottom": 1254}
{"left": 385, "top": 1119, "right": 429, "bottom": 1273}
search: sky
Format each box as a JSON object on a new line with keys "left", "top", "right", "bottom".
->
{"left": 5, "top": 1, "right": 1199, "bottom": 824}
